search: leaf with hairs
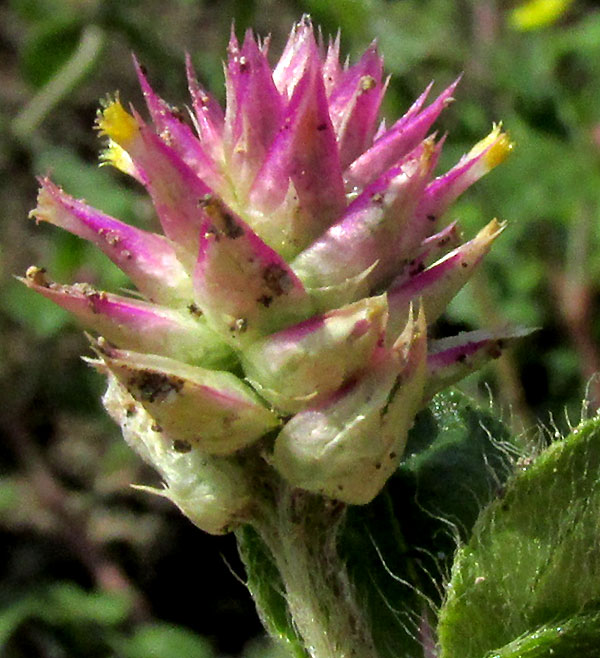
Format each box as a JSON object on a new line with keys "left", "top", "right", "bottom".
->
{"left": 438, "top": 414, "right": 600, "bottom": 658}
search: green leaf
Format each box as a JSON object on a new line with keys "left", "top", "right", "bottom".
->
{"left": 486, "top": 611, "right": 600, "bottom": 658}
{"left": 41, "top": 582, "right": 132, "bottom": 626}
{"left": 437, "top": 414, "right": 600, "bottom": 658}
{"left": 235, "top": 526, "right": 308, "bottom": 658}
{"left": 122, "top": 623, "right": 215, "bottom": 658}
{"left": 243, "top": 636, "right": 296, "bottom": 658}
{"left": 339, "top": 389, "right": 515, "bottom": 658}
{"left": 0, "top": 583, "right": 132, "bottom": 650}
{"left": 399, "top": 390, "right": 515, "bottom": 532}
{"left": 22, "top": 19, "right": 84, "bottom": 88}
{"left": 0, "top": 596, "right": 38, "bottom": 648}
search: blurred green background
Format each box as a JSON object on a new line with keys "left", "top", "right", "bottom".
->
{"left": 1, "top": 0, "right": 600, "bottom": 655}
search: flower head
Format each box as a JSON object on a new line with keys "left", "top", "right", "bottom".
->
{"left": 25, "top": 17, "right": 519, "bottom": 529}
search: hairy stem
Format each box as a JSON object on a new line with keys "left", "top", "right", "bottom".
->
{"left": 249, "top": 480, "right": 379, "bottom": 658}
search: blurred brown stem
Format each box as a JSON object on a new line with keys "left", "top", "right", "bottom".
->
{"left": 469, "top": 0, "right": 500, "bottom": 81}
{"left": 470, "top": 271, "right": 536, "bottom": 431}
{"left": 552, "top": 275, "right": 600, "bottom": 411}
{"left": 550, "top": 204, "right": 600, "bottom": 412}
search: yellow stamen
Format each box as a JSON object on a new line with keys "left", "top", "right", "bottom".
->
{"left": 484, "top": 131, "right": 514, "bottom": 169}
{"left": 97, "top": 99, "right": 138, "bottom": 146}
{"left": 477, "top": 217, "right": 507, "bottom": 243}
{"left": 422, "top": 134, "right": 437, "bottom": 161}
{"left": 469, "top": 124, "right": 514, "bottom": 170}
{"left": 100, "top": 139, "right": 138, "bottom": 177}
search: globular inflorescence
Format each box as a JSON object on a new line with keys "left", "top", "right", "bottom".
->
{"left": 24, "top": 16, "right": 522, "bottom": 534}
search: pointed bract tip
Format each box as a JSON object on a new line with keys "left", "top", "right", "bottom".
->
{"left": 29, "top": 178, "right": 54, "bottom": 223}
{"left": 131, "top": 52, "right": 144, "bottom": 75}
{"left": 392, "top": 301, "right": 426, "bottom": 357}
{"left": 86, "top": 333, "right": 115, "bottom": 358}
{"left": 479, "top": 217, "right": 507, "bottom": 242}
{"left": 297, "top": 13, "right": 313, "bottom": 28}
{"left": 185, "top": 51, "right": 200, "bottom": 89}
{"left": 228, "top": 21, "right": 239, "bottom": 49}
{"left": 452, "top": 71, "right": 464, "bottom": 87}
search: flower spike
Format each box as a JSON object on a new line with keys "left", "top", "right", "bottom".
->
{"left": 242, "top": 295, "right": 388, "bottom": 413}
{"left": 272, "top": 15, "right": 317, "bottom": 98}
{"left": 387, "top": 218, "right": 506, "bottom": 338}
{"left": 327, "top": 42, "right": 386, "bottom": 168}
{"left": 185, "top": 53, "right": 225, "bottom": 162}
{"left": 103, "top": 377, "right": 253, "bottom": 535}
{"left": 425, "top": 326, "right": 534, "bottom": 401}
{"left": 416, "top": 123, "right": 514, "bottom": 226}
{"left": 292, "top": 137, "right": 439, "bottom": 296}
{"left": 249, "top": 48, "right": 346, "bottom": 256}
{"left": 25, "top": 18, "right": 520, "bottom": 520}
{"left": 98, "top": 99, "right": 213, "bottom": 250}
{"left": 223, "top": 29, "right": 284, "bottom": 191}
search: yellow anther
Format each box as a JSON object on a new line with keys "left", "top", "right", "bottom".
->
{"left": 478, "top": 217, "right": 507, "bottom": 242}
{"left": 100, "top": 139, "right": 137, "bottom": 176}
{"left": 422, "top": 134, "right": 437, "bottom": 161}
{"left": 484, "top": 131, "right": 514, "bottom": 169}
{"left": 97, "top": 100, "right": 138, "bottom": 146}
{"left": 469, "top": 124, "right": 514, "bottom": 170}
{"left": 359, "top": 75, "right": 377, "bottom": 92}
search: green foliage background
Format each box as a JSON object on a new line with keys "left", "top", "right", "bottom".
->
{"left": 1, "top": 0, "right": 600, "bottom": 655}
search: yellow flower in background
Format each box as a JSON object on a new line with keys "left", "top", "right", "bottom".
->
{"left": 509, "top": 0, "right": 575, "bottom": 31}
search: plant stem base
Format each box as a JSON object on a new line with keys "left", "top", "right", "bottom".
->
{"left": 244, "top": 477, "right": 379, "bottom": 658}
